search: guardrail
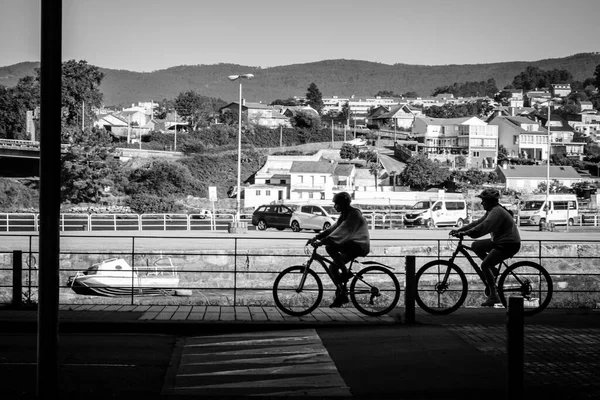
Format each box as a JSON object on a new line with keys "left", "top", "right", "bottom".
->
{"left": 2, "top": 211, "right": 599, "bottom": 232}
{"left": 0, "top": 212, "right": 413, "bottom": 232}
{"left": 1, "top": 235, "right": 598, "bottom": 309}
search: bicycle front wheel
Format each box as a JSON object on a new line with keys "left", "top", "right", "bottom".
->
{"left": 273, "top": 266, "right": 323, "bottom": 316}
{"left": 498, "top": 261, "right": 553, "bottom": 316}
{"left": 415, "top": 260, "right": 468, "bottom": 315}
{"left": 349, "top": 266, "right": 400, "bottom": 316}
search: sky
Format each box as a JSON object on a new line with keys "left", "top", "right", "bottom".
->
{"left": 1, "top": 0, "right": 599, "bottom": 72}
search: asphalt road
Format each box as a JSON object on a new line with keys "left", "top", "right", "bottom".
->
{"left": 0, "top": 226, "right": 596, "bottom": 253}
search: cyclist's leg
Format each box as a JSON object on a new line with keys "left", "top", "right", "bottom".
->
{"left": 325, "top": 245, "right": 353, "bottom": 283}
{"left": 480, "top": 249, "right": 507, "bottom": 298}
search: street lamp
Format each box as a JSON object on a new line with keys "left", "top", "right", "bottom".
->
{"left": 544, "top": 102, "right": 552, "bottom": 218}
{"left": 227, "top": 73, "right": 254, "bottom": 220}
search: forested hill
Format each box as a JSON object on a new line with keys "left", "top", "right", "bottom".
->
{"left": 1, "top": 53, "right": 599, "bottom": 107}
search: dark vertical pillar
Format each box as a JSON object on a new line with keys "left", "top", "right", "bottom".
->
{"left": 37, "top": 1, "right": 62, "bottom": 396}
{"left": 12, "top": 250, "right": 22, "bottom": 308}
{"left": 507, "top": 296, "right": 524, "bottom": 400}
{"left": 404, "top": 256, "right": 416, "bottom": 324}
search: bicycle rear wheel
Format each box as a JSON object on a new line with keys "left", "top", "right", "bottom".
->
{"left": 273, "top": 266, "right": 323, "bottom": 316}
{"left": 349, "top": 266, "right": 400, "bottom": 316}
{"left": 497, "top": 261, "right": 553, "bottom": 316}
{"left": 415, "top": 260, "right": 468, "bottom": 315}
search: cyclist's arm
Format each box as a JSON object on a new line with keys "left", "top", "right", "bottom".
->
{"left": 457, "top": 213, "right": 486, "bottom": 233}
{"left": 463, "top": 210, "right": 497, "bottom": 238}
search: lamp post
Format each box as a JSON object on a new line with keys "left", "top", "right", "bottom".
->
{"left": 545, "top": 103, "right": 552, "bottom": 219}
{"left": 228, "top": 73, "right": 254, "bottom": 220}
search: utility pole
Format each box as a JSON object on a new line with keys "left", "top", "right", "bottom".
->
{"left": 81, "top": 100, "right": 84, "bottom": 131}
{"left": 331, "top": 119, "right": 334, "bottom": 147}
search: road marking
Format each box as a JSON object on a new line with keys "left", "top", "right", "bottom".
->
{"left": 162, "top": 329, "right": 350, "bottom": 396}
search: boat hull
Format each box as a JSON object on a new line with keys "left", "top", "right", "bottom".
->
{"left": 68, "top": 276, "right": 180, "bottom": 297}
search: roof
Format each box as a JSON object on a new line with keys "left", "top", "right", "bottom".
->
{"left": 334, "top": 164, "right": 354, "bottom": 176}
{"left": 496, "top": 165, "right": 581, "bottom": 179}
{"left": 415, "top": 116, "right": 483, "bottom": 125}
{"left": 289, "top": 161, "right": 337, "bottom": 174}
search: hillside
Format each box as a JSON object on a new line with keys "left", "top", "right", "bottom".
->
{"left": 1, "top": 53, "right": 599, "bottom": 106}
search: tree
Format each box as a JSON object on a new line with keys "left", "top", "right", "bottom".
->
{"left": 374, "top": 90, "right": 401, "bottom": 98}
{"left": 535, "top": 179, "right": 571, "bottom": 194}
{"left": 594, "top": 63, "right": 600, "bottom": 91}
{"left": 339, "top": 143, "right": 359, "bottom": 160}
{"left": 397, "top": 155, "right": 450, "bottom": 190}
{"left": 305, "top": 83, "right": 324, "bottom": 114}
{"left": 125, "top": 159, "right": 199, "bottom": 198}
{"left": 60, "top": 127, "right": 124, "bottom": 204}
{"left": 511, "top": 66, "right": 573, "bottom": 90}
{"left": 431, "top": 79, "right": 498, "bottom": 97}
{"left": 0, "top": 76, "right": 40, "bottom": 139}
{"left": 270, "top": 98, "right": 299, "bottom": 106}
{"left": 402, "top": 91, "right": 419, "bottom": 98}
{"left": 174, "top": 91, "right": 225, "bottom": 130}
{"left": 368, "top": 161, "right": 382, "bottom": 190}
{"left": 52, "top": 60, "right": 104, "bottom": 128}
{"left": 494, "top": 90, "right": 513, "bottom": 106}
{"left": 289, "top": 110, "right": 321, "bottom": 131}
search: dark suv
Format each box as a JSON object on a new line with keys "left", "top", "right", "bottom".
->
{"left": 251, "top": 204, "right": 297, "bottom": 231}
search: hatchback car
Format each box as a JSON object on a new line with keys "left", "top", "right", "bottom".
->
{"left": 290, "top": 205, "right": 339, "bottom": 232}
{"left": 251, "top": 204, "right": 297, "bottom": 231}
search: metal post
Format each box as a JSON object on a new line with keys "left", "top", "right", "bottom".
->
{"left": 404, "top": 256, "right": 416, "bottom": 324}
{"left": 507, "top": 296, "right": 524, "bottom": 400}
{"left": 38, "top": 0, "right": 62, "bottom": 395}
{"left": 12, "top": 250, "right": 22, "bottom": 308}
{"left": 237, "top": 81, "right": 242, "bottom": 221}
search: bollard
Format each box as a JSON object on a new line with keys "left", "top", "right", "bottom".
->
{"left": 12, "top": 250, "right": 22, "bottom": 308}
{"left": 404, "top": 255, "right": 416, "bottom": 324}
{"left": 506, "top": 296, "right": 524, "bottom": 400}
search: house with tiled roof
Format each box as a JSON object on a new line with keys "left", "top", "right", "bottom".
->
{"left": 488, "top": 115, "right": 549, "bottom": 161}
{"left": 369, "top": 104, "right": 421, "bottom": 129}
{"left": 219, "top": 101, "right": 290, "bottom": 128}
{"left": 495, "top": 165, "right": 582, "bottom": 193}
{"left": 532, "top": 111, "right": 585, "bottom": 158}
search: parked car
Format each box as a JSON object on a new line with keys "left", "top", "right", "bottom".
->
{"left": 290, "top": 205, "right": 339, "bottom": 232}
{"left": 191, "top": 209, "right": 212, "bottom": 219}
{"left": 403, "top": 199, "right": 467, "bottom": 228}
{"left": 251, "top": 204, "right": 297, "bottom": 231}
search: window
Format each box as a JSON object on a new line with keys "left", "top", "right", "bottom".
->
{"left": 321, "top": 176, "right": 326, "bottom": 183}
{"left": 553, "top": 201, "right": 568, "bottom": 210}
{"left": 299, "top": 176, "right": 304, "bottom": 183}
{"left": 256, "top": 190, "right": 261, "bottom": 196}
{"left": 266, "top": 190, "right": 270, "bottom": 196}
{"left": 265, "top": 179, "right": 270, "bottom": 184}
{"left": 446, "top": 201, "right": 465, "bottom": 210}
{"left": 308, "top": 192, "right": 314, "bottom": 199}
{"left": 280, "top": 180, "right": 286, "bottom": 184}
{"left": 472, "top": 151, "right": 480, "bottom": 157}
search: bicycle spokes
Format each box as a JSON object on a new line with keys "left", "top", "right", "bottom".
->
{"left": 498, "top": 261, "right": 552, "bottom": 315}
{"left": 349, "top": 266, "right": 400, "bottom": 317}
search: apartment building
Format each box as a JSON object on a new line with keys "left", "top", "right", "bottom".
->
{"left": 411, "top": 116, "right": 498, "bottom": 169}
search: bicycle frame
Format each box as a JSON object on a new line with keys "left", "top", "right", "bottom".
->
{"left": 447, "top": 237, "right": 508, "bottom": 290}
{"left": 300, "top": 245, "right": 394, "bottom": 292}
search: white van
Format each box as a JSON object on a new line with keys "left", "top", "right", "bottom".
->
{"left": 403, "top": 199, "right": 468, "bottom": 228}
{"left": 519, "top": 194, "right": 578, "bottom": 226}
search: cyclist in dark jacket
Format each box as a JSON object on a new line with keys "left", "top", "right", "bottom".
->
{"left": 309, "top": 191, "right": 370, "bottom": 307}
{"left": 450, "top": 188, "right": 521, "bottom": 307}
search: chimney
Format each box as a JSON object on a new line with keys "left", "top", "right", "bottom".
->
{"left": 242, "top": 99, "right": 246, "bottom": 106}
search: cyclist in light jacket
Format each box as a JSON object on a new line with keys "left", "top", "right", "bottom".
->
{"left": 450, "top": 188, "right": 521, "bottom": 307}
{"left": 309, "top": 191, "right": 370, "bottom": 307}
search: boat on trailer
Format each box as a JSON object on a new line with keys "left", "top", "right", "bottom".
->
{"left": 66, "top": 257, "right": 180, "bottom": 297}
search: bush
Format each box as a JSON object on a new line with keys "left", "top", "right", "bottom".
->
{"left": 128, "top": 194, "right": 182, "bottom": 214}
{"left": 0, "top": 178, "right": 39, "bottom": 211}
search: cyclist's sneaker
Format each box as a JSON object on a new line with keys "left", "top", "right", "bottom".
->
{"left": 329, "top": 294, "right": 349, "bottom": 308}
{"left": 481, "top": 295, "right": 501, "bottom": 307}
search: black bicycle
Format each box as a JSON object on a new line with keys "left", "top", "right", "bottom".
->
{"left": 273, "top": 243, "right": 401, "bottom": 317}
{"left": 415, "top": 235, "right": 553, "bottom": 316}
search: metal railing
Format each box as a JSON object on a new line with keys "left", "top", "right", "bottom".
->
{"left": 1, "top": 235, "right": 599, "bottom": 309}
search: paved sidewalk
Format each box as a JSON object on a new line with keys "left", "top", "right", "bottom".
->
{"left": 1, "top": 305, "right": 599, "bottom": 398}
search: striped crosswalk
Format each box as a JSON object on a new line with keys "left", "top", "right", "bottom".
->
{"left": 162, "top": 329, "right": 350, "bottom": 396}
